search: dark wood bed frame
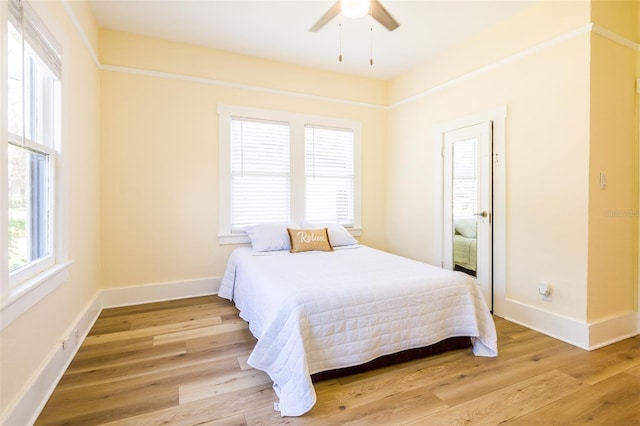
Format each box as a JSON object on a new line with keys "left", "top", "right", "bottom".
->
{"left": 311, "top": 336, "right": 472, "bottom": 382}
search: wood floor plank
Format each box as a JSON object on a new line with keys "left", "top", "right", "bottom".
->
{"left": 558, "top": 335, "right": 640, "bottom": 385}
{"left": 128, "top": 303, "right": 231, "bottom": 330}
{"left": 83, "top": 316, "right": 223, "bottom": 346}
{"left": 70, "top": 336, "right": 155, "bottom": 363}
{"left": 504, "top": 372, "right": 640, "bottom": 425}
{"left": 627, "top": 363, "right": 640, "bottom": 377}
{"left": 186, "top": 327, "right": 256, "bottom": 353}
{"left": 309, "top": 365, "right": 450, "bottom": 417}
{"left": 153, "top": 320, "right": 248, "bottom": 346}
{"left": 36, "top": 375, "right": 179, "bottom": 425}
{"left": 96, "top": 296, "right": 224, "bottom": 319}
{"left": 179, "top": 368, "right": 274, "bottom": 404}
{"left": 407, "top": 369, "right": 584, "bottom": 425}
{"left": 64, "top": 340, "right": 186, "bottom": 376}
{"left": 428, "top": 342, "right": 586, "bottom": 406}
{"left": 310, "top": 384, "right": 449, "bottom": 426}
{"left": 101, "top": 383, "right": 275, "bottom": 426}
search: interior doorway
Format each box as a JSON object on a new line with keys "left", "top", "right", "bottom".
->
{"left": 442, "top": 121, "right": 493, "bottom": 311}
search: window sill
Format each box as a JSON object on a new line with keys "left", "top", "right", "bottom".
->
{"left": 1, "top": 260, "right": 74, "bottom": 331}
{"left": 218, "top": 227, "right": 363, "bottom": 245}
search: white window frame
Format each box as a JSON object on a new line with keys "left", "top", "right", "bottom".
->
{"left": 1, "top": 0, "right": 72, "bottom": 330}
{"left": 218, "top": 104, "right": 362, "bottom": 245}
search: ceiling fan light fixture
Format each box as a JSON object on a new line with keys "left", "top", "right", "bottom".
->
{"left": 341, "top": 0, "right": 370, "bottom": 19}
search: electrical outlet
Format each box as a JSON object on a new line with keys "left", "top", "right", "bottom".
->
{"left": 539, "top": 282, "right": 552, "bottom": 302}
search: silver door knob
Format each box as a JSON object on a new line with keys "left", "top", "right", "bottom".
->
{"left": 474, "top": 211, "right": 488, "bottom": 218}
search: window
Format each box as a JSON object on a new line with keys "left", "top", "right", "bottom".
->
{"left": 2, "top": 0, "right": 67, "bottom": 318}
{"left": 218, "top": 105, "right": 361, "bottom": 244}
{"left": 305, "top": 125, "right": 354, "bottom": 225}
{"left": 452, "top": 138, "right": 478, "bottom": 218}
{"left": 230, "top": 117, "right": 290, "bottom": 231}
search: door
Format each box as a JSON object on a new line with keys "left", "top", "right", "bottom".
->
{"left": 443, "top": 122, "right": 493, "bottom": 311}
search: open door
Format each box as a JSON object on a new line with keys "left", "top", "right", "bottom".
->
{"left": 443, "top": 122, "right": 493, "bottom": 311}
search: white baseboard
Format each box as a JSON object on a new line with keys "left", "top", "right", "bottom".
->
{"left": 101, "top": 277, "right": 222, "bottom": 309}
{"left": 2, "top": 293, "right": 103, "bottom": 426}
{"left": 504, "top": 299, "right": 638, "bottom": 351}
{"left": 588, "top": 311, "right": 638, "bottom": 350}
{"left": 1, "top": 277, "right": 222, "bottom": 426}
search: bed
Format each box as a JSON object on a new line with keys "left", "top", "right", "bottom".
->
{"left": 218, "top": 223, "right": 497, "bottom": 416}
{"left": 453, "top": 217, "right": 477, "bottom": 273}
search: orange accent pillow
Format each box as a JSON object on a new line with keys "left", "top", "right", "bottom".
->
{"left": 287, "top": 228, "right": 333, "bottom": 253}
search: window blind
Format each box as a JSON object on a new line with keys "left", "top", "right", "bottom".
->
{"left": 8, "top": 0, "right": 62, "bottom": 79}
{"left": 230, "top": 117, "right": 290, "bottom": 230}
{"left": 452, "top": 138, "right": 478, "bottom": 218}
{"left": 304, "top": 125, "right": 354, "bottom": 225}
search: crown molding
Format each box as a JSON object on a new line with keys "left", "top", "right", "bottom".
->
{"left": 62, "top": 3, "right": 640, "bottom": 110}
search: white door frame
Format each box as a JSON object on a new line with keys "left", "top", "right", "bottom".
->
{"left": 433, "top": 105, "right": 507, "bottom": 317}
{"left": 443, "top": 122, "right": 493, "bottom": 310}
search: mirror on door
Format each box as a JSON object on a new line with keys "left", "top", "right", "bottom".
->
{"left": 452, "top": 137, "right": 478, "bottom": 277}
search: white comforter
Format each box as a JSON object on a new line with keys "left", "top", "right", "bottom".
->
{"left": 218, "top": 246, "right": 497, "bottom": 416}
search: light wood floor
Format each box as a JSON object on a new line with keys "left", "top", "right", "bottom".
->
{"left": 36, "top": 296, "right": 640, "bottom": 425}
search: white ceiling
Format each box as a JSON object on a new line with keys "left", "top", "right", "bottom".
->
{"left": 87, "top": 0, "right": 536, "bottom": 80}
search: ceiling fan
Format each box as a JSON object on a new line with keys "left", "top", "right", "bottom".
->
{"left": 309, "top": 0, "right": 400, "bottom": 32}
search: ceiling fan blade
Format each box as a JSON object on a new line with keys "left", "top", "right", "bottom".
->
{"left": 309, "top": 1, "right": 342, "bottom": 32}
{"left": 370, "top": 0, "right": 399, "bottom": 31}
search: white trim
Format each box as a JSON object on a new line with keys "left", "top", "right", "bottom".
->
{"left": 0, "top": 277, "right": 222, "bottom": 426}
{"left": 58, "top": 0, "right": 381, "bottom": 110}
{"left": 59, "top": 0, "right": 640, "bottom": 111}
{"left": 1, "top": 292, "right": 101, "bottom": 426}
{"left": 102, "top": 64, "right": 387, "bottom": 110}
{"left": 433, "top": 105, "right": 507, "bottom": 316}
{"left": 1, "top": 260, "right": 74, "bottom": 330}
{"left": 2, "top": 0, "right": 72, "bottom": 329}
{"left": 391, "top": 23, "right": 640, "bottom": 108}
{"left": 588, "top": 312, "right": 638, "bottom": 350}
{"left": 505, "top": 299, "right": 638, "bottom": 351}
{"left": 504, "top": 299, "right": 590, "bottom": 349}
{"left": 391, "top": 25, "right": 594, "bottom": 108}
{"left": 100, "top": 277, "right": 221, "bottom": 308}
{"left": 217, "top": 104, "right": 363, "bottom": 244}
{"left": 0, "top": 0, "right": 9, "bottom": 300}
{"left": 60, "top": 0, "right": 100, "bottom": 67}
{"left": 591, "top": 24, "right": 640, "bottom": 51}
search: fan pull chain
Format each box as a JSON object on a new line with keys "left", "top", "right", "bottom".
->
{"left": 338, "top": 23, "right": 343, "bottom": 62}
{"left": 369, "top": 26, "right": 374, "bottom": 66}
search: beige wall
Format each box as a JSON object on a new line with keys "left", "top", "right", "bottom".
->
{"left": 588, "top": 1, "right": 638, "bottom": 322}
{"left": 587, "top": 35, "right": 638, "bottom": 322}
{"left": 386, "top": 0, "right": 638, "bottom": 330}
{"left": 99, "top": 30, "right": 389, "bottom": 289}
{"left": 387, "top": 4, "right": 592, "bottom": 321}
{"left": 0, "top": 0, "right": 101, "bottom": 417}
{"left": 388, "top": 1, "right": 590, "bottom": 105}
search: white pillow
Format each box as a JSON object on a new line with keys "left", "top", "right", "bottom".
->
{"left": 301, "top": 221, "right": 358, "bottom": 247}
{"left": 455, "top": 217, "right": 477, "bottom": 238}
{"left": 245, "top": 222, "right": 297, "bottom": 252}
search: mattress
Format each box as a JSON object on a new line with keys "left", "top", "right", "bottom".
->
{"left": 218, "top": 245, "right": 497, "bottom": 416}
{"left": 454, "top": 234, "right": 477, "bottom": 271}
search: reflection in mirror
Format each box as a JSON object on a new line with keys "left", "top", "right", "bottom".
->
{"left": 452, "top": 138, "right": 478, "bottom": 277}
